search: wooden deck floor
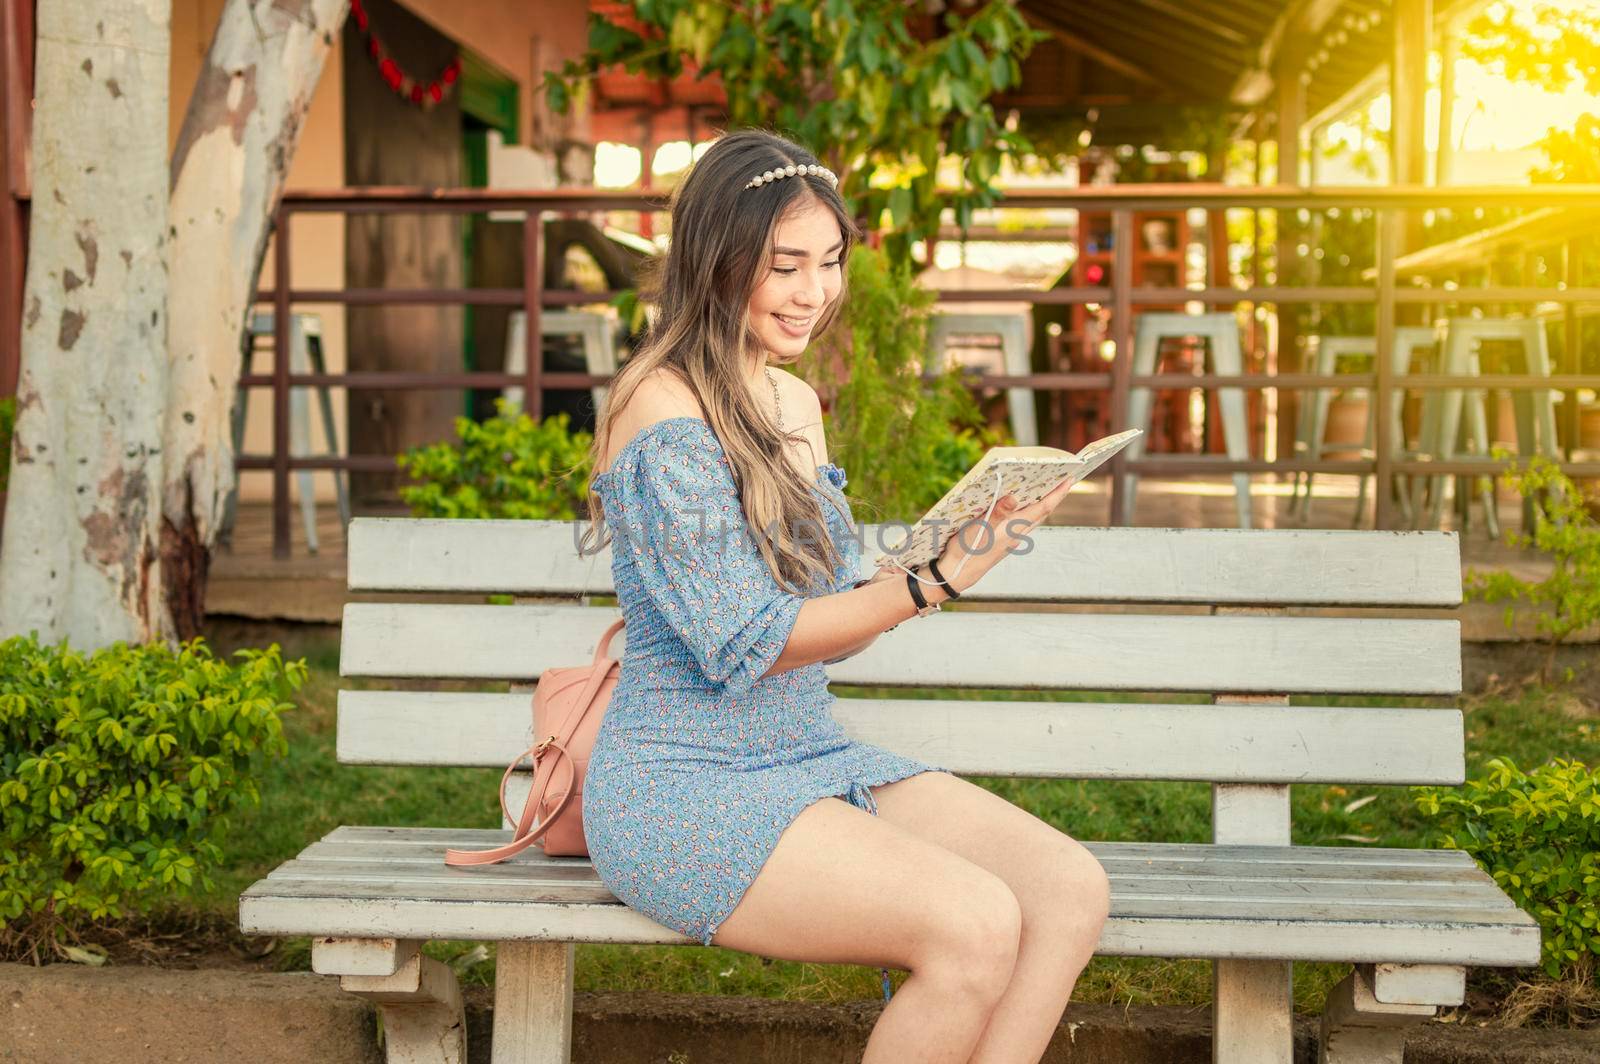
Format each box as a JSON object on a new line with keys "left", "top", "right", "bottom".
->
{"left": 208, "top": 475, "right": 1556, "bottom": 637}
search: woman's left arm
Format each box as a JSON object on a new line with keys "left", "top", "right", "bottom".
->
{"left": 820, "top": 564, "right": 900, "bottom": 663}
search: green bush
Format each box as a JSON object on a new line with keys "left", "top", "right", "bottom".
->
{"left": 811, "top": 245, "right": 992, "bottom": 525}
{"left": 0, "top": 633, "right": 306, "bottom": 961}
{"left": 396, "top": 400, "right": 594, "bottom": 520}
{"left": 1465, "top": 451, "right": 1600, "bottom": 678}
{"left": 1415, "top": 757, "right": 1600, "bottom": 980}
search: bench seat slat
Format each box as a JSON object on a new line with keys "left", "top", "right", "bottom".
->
{"left": 287, "top": 840, "right": 1493, "bottom": 884}
{"left": 348, "top": 520, "right": 1463, "bottom": 607}
{"left": 262, "top": 859, "right": 1519, "bottom": 911}
{"left": 337, "top": 690, "right": 1464, "bottom": 783}
{"left": 341, "top": 604, "right": 1461, "bottom": 695}
{"left": 237, "top": 890, "right": 1539, "bottom": 966}
{"left": 253, "top": 868, "right": 1518, "bottom": 918}
{"left": 236, "top": 830, "right": 1537, "bottom": 967}
{"left": 313, "top": 826, "right": 1482, "bottom": 867}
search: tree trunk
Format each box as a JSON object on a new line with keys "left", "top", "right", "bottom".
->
{"left": 0, "top": 0, "right": 171, "bottom": 648}
{"left": 161, "top": 0, "right": 346, "bottom": 639}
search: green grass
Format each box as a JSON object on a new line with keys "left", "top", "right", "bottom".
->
{"left": 180, "top": 635, "right": 1598, "bottom": 1010}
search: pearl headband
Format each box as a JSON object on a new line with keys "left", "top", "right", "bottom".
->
{"left": 744, "top": 162, "right": 839, "bottom": 191}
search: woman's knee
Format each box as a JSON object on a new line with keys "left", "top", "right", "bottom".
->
{"left": 1011, "top": 838, "right": 1110, "bottom": 952}
{"left": 914, "top": 871, "right": 1022, "bottom": 989}
{"left": 1052, "top": 841, "right": 1111, "bottom": 944}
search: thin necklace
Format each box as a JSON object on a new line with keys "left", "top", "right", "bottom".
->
{"left": 766, "top": 366, "right": 782, "bottom": 432}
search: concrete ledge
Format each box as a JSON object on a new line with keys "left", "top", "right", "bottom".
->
{"left": 0, "top": 962, "right": 380, "bottom": 1064}
{"left": 5, "top": 963, "right": 1596, "bottom": 1064}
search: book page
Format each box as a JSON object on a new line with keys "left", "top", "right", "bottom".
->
{"left": 872, "top": 429, "right": 1142, "bottom": 571}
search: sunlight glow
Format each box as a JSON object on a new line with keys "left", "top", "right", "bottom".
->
{"left": 594, "top": 142, "right": 641, "bottom": 188}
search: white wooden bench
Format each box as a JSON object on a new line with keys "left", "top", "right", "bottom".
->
{"left": 239, "top": 518, "right": 1541, "bottom": 1064}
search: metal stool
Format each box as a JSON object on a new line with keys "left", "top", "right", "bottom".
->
{"left": 1417, "top": 317, "right": 1558, "bottom": 534}
{"left": 1294, "top": 327, "right": 1436, "bottom": 526}
{"left": 503, "top": 309, "right": 620, "bottom": 418}
{"left": 1118, "top": 312, "right": 1251, "bottom": 528}
{"left": 926, "top": 311, "right": 1038, "bottom": 445}
{"left": 221, "top": 311, "right": 350, "bottom": 553}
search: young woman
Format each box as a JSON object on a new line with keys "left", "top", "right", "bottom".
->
{"left": 577, "top": 129, "right": 1109, "bottom": 1064}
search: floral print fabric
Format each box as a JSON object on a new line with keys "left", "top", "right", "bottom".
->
{"left": 581, "top": 417, "right": 948, "bottom": 982}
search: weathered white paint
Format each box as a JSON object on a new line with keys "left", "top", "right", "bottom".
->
{"left": 335, "top": 690, "right": 1466, "bottom": 783}
{"left": 1211, "top": 688, "right": 1294, "bottom": 1064}
{"left": 237, "top": 832, "right": 1540, "bottom": 966}
{"left": 339, "top": 952, "right": 466, "bottom": 1064}
{"left": 491, "top": 941, "right": 573, "bottom": 1064}
{"left": 1215, "top": 958, "right": 1291, "bottom": 1064}
{"left": 347, "top": 518, "right": 1463, "bottom": 606}
{"left": 304, "top": 828, "right": 1487, "bottom": 868}
{"left": 1364, "top": 963, "right": 1466, "bottom": 1006}
{"left": 269, "top": 862, "right": 1522, "bottom": 911}
{"left": 339, "top": 603, "right": 1461, "bottom": 694}
{"left": 0, "top": 0, "right": 171, "bottom": 647}
{"left": 160, "top": 0, "right": 346, "bottom": 636}
{"left": 238, "top": 886, "right": 1540, "bottom": 967}
{"left": 311, "top": 935, "right": 418, "bottom": 977}
{"left": 1318, "top": 966, "right": 1435, "bottom": 1064}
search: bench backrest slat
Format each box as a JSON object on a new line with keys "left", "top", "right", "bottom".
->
{"left": 338, "top": 517, "right": 1466, "bottom": 799}
{"left": 341, "top": 603, "right": 1461, "bottom": 695}
{"left": 337, "top": 690, "right": 1465, "bottom": 784}
{"left": 348, "top": 520, "right": 1463, "bottom": 607}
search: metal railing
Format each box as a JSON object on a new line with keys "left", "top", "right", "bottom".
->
{"left": 243, "top": 184, "right": 1600, "bottom": 557}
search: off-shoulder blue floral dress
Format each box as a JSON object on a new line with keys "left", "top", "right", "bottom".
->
{"left": 583, "top": 416, "right": 949, "bottom": 1001}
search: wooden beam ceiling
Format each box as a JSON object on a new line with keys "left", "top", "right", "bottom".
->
{"left": 1025, "top": 3, "right": 1249, "bottom": 99}
{"left": 1020, "top": 9, "right": 1175, "bottom": 93}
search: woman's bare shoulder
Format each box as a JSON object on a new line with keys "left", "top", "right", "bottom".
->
{"left": 774, "top": 370, "right": 828, "bottom": 464}
{"left": 600, "top": 369, "right": 706, "bottom": 470}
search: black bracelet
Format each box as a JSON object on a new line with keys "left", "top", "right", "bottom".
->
{"left": 906, "top": 570, "right": 933, "bottom": 612}
{"left": 926, "top": 557, "right": 961, "bottom": 601}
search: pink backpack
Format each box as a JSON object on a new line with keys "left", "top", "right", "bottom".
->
{"left": 444, "top": 617, "right": 625, "bottom": 865}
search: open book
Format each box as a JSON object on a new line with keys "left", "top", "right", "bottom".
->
{"left": 873, "top": 428, "right": 1143, "bottom": 571}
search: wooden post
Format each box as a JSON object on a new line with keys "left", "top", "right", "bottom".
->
{"left": 1391, "top": 0, "right": 1431, "bottom": 251}
{"left": 1107, "top": 209, "right": 1134, "bottom": 526}
{"left": 1563, "top": 240, "right": 1579, "bottom": 458}
{"left": 1436, "top": 27, "right": 1459, "bottom": 186}
{"left": 522, "top": 205, "right": 543, "bottom": 423}
{"left": 1275, "top": 47, "right": 1307, "bottom": 472}
{"left": 273, "top": 206, "right": 292, "bottom": 559}
{"left": 0, "top": 0, "right": 32, "bottom": 400}
{"left": 1209, "top": 606, "right": 1292, "bottom": 1064}
{"left": 491, "top": 941, "right": 575, "bottom": 1064}
{"left": 1374, "top": 210, "right": 1399, "bottom": 529}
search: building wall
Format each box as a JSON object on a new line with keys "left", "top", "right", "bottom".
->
{"left": 168, "top": 0, "right": 587, "bottom": 505}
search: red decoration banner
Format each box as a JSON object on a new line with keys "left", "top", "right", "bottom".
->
{"left": 350, "top": 0, "right": 461, "bottom": 109}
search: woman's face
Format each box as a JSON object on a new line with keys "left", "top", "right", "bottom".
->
{"left": 747, "top": 197, "right": 845, "bottom": 362}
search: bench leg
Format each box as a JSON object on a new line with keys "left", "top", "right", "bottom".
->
{"left": 1214, "top": 959, "right": 1293, "bottom": 1063}
{"left": 341, "top": 952, "right": 467, "bottom": 1064}
{"left": 1317, "top": 965, "right": 1443, "bottom": 1064}
{"left": 491, "top": 940, "right": 575, "bottom": 1064}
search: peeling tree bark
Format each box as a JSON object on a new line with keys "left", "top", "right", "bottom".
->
{"left": 161, "top": 0, "right": 347, "bottom": 639}
{"left": 0, "top": 0, "right": 171, "bottom": 648}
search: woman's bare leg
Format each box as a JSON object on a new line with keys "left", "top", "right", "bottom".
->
{"left": 871, "top": 772, "right": 1112, "bottom": 1064}
{"left": 709, "top": 795, "right": 1024, "bottom": 1063}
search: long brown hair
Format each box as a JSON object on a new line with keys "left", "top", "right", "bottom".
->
{"left": 577, "top": 129, "right": 862, "bottom": 594}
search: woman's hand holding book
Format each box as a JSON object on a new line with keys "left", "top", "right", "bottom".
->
{"left": 933, "top": 473, "right": 1077, "bottom": 593}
